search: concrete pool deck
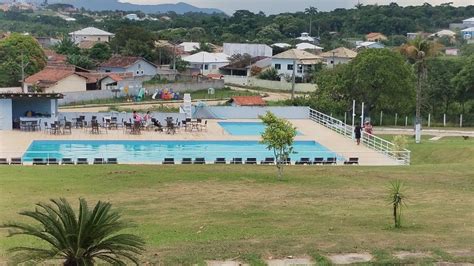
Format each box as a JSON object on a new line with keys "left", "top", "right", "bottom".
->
{"left": 0, "top": 119, "right": 399, "bottom": 166}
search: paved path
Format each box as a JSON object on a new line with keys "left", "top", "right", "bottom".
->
{"left": 375, "top": 127, "right": 474, "bottom": 137}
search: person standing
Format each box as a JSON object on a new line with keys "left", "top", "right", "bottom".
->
{"left": 364, "top": 121, "right": 373, "bottom": 135}
{"left": 354, "top": 124, "right": 362, "bottom": 145}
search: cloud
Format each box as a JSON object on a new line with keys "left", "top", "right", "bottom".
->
{"left": 121, "top": 0, "right": 473, "bottom": 14}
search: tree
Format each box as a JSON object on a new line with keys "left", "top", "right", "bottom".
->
{"left": 258, "top": 67, "right": 279, "bottom": 81}
{"left": 400, "top": 37, "right": 442, "bottom": 143}
{"left": 88, "top": 42, "right": 112, "bottom": 61}
{"left": 67, "top": 54, "right": 95, "bottom": 69}
{"left": 388, "top": 180, "right": 406, "bottom": 228}
{"left": 1, "top": 198, "right": 145, "bottom": 265}
{"left": 0, "top": 33, "right": 46, "bottom": 87}
{"left": 174, "top": 56, "right": 189, "bottom": 72}
{"left": 260, "top": 112, "right": 297, "bottom": 179}
{"left": 452, "top": 55, "right": 474, "bottom": 114}
{"left": 54, "top": 37, "right": 80, "bottom": 56}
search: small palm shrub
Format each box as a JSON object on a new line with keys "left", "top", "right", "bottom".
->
{"left": 389, "top": 180, "right": 406, "bottom": 228}
{"left": 1, "top": 198, "right": 145, "bottom": 265}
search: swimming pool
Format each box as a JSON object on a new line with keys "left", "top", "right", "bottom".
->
{"left": 23, "top": 140, "right": 339, "bottom": 163}
{"left": 219, "top": 122, "right": 302, "bottom": 136}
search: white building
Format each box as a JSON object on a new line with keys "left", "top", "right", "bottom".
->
{"left": 272, "top": 43, "right": 292, "bottom": 49}
{"left": 320, "top": 47, "right": 357, "bottom": 68}
{"left": 271, "top": 49, "right": 324, "bottom": 79}
{"left": 296, "top": 32, "right": 316, "bottom": 43}
{"left": 124, "top": 14, "right": 140, "bottom": 21}
{"left": 356, "top": 41, "right": 385, "bottom": 49}
{"left": 69, "top": 27, "right": 114, "bottom": 44}
{"left": 429, "top": 29, "right": 456, "bottom": 38}
{"left": 179, "top": 42, "right": 201, "bottom": 53}
{"left": 182, "top": 52, "right": 229, "bottom": 75}
{"left": 462, "top": 17, "right": 474, "bottom": 27}
{"left": 223, "top": 43, "right": 272, "bottom": 58}
{"left": 296, "top": 43, "right": 323, "bottom": 53}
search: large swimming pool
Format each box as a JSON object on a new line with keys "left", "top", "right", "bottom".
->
{"left": 219, "top": 122, "right": 302, "bottom": 136}
{"left": 24, "top": 140, "right": 339, "bottom": 163}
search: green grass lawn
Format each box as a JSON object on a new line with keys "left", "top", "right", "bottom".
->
{"left": 0, "top": 136, "right": 473, "bottom": 264}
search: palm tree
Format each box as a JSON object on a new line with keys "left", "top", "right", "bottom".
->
{"left": 1, "top": 198, "right": 145, "bottom": 265}
{"left": 399, "top": 37, "right": 442, "bottom": 143}
{"left": 388, "top": 180, "right": 406, "bottom": 228}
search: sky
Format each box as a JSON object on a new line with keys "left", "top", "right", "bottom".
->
{"left": 120, "top": 0, "right": 473, "bottom": 14}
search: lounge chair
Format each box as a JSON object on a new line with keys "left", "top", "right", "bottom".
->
{"left": 0, "top": 158, "right": 8, "bottom": 165}
{"left": 260, "top": 157, "right": 275, "bottom": 165}
{"left": 344, "top": 157, "right": 359, "bottom": 165}
{"left": 245, "top": 158, "right": 257, "bottom": 164}
{"left": 77, "top": 158, "right": 89, "bottom": 165}
{"left": 230, "top": 158, "right": 243, "bottom": 164}
{"left": 93, "top": 158, "right": 105, "bottom": 164}
{"left": 33, "top": 158, "right": 46, "bottom": 165}
{"left": 107, "top": 158, "right": 118, "bottom": 164}
{"left": 194, "top": 158, "right": 206, "bottom": 164}
{"left": 296, "top": 158, "right": 312, "bottom": 165}
{"left": 47, "top": 158, "right": 59, "bottom": 165}
{"left": 323, "top": 157, "right": 337, "bottom": 165}
{"left": 313, "top": 157, "right": 324, "bottom": 165}
{"left": 181, "top": 158, "right": 192, "bottom": 164}
{"left": 163, "top": 158, "right": 175, "bottom": 165}
{"left": 10, "top": 157, "right": 22, "bottom": 165}
{"left": 214, "top": 158, "right": 226, "bottom": 164}
{"left": 62, "top": 158, "right": 74, "bottom": 165}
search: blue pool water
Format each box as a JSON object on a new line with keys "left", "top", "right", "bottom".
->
{"left": 219, "top": 122, "right": 302, "bottom": 136}
{"left": 23, "top": 140, "right": 339, "bottom": 163}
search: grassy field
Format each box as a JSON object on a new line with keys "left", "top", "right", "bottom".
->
{"left": 0, "top": 136, "right": 473, "bottom": 264}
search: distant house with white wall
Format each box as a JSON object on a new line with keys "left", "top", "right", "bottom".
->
{"left": 24, "top": 67, "right": 88, "bottom": 93}
{"left": 69, "top": 27, "right": 114, "bottom": 44}
{"left": 296, "top": 32, "right": 316, "bottom": 43}
{"left": 356, "top": 41, "right": 385, "bottom": 50}
{"left": 296, "top": 43, "right": 323, "bottom": 54}
{"left": 462, "top": 17, "right": 474, "bottom": 28}
{"left": 124, "top": 13, "right": 140, "bottom": 21}
{"left": 320, "top": 47, "right": 357, "bottom": 68}
{"left": 179, "top": 42, "right": 200, "bottom": 53}
{"left": 461, "top": 27, "right": 474, "bottom": 43}
{"left": 99, "top": 56, "right": 158, "bottom": 77}
{"left": 271, "top": 49, "right": 324, "bottom": 79}
{"left": 182, "top": 52, "right": 229, "bottom": 75}
{"left": 223, "top": 43, "right": 272, "bottom": 58}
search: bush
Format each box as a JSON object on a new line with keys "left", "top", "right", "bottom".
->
{"left": 258, "top": 68, "right": 280, "bottom": 81}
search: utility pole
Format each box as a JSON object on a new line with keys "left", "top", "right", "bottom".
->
{"left": 291, "top": 59, "right": 296, "bottom": 100}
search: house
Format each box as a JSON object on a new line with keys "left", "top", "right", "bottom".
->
{"left": 356, "top": 41, "right": 385, "bottom": 50}
{"left": 271, "top": 49, "right": 324, "bottom": 79}
{"left": 179, "top": 42, "right": 201, "bottom": 53}
{"left": 462, "top": 17, "right": 474, "bottom": 27}
{"left": 99, "top": 56, "right": 158, "bottom": 77}
{"left": 461, "top": 27, "right": 474, "bottom": 42}
{"left": 219, "top": 56, "right": 271, "bottom": 76}
{"left": 24, "top": 67, "right": 88, "bottom": 93}
{"left": 44, "top": 50, "right": 67, "bottom": 66}
{"left": 295, "top": 43, "right": 323, "bottom": 53}
{"left": 223, "top": 43, "right": 272, "bottom": 58}
{"left": 296, "top": 32, "right": 316, "bottom": 43}
{"left": 272, "top": 43, "right": 292, "bottom": 49}
{"left": 97, "top": 73, "right": 135, "bottom": 91}
{"left": 69, "top": 27, "right": 114, "bottom": 44}
{"left": 182, "top": 52, "right": 229, "bottom": 75}
{"left": 429, "top": 29, "right": 456, "bottom": 39}
{"left": 320, "top": 47, "right": 357, "bottom": 68}
{"left": 228, "top": 96, "right": 266, "bottom": 107}
{"left": 365, "top": 32, "right": 387, "bottom": 42}
{"left": 124, "top": 14, "right": 140, "bottom": 21}
{"left": 0, "top": 92, "right": 62, "bottom": 131}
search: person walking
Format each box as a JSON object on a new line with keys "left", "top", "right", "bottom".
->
{"left": 354, "top": 124, "right": 362, "bottom": 145}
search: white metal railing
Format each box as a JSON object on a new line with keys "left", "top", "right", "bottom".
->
{"left": 309, "top": 108, "right": 411, "bottom": 165}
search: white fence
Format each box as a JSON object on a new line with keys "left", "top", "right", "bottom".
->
{"left": 309, "top": 108, "right": 411, "bottom": 165}
{"left": 224, "top": 76, "right": 317, "bottom": 92}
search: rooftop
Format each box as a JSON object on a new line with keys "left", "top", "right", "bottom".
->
{"left": 230, "top": 96, "right": 266, "bottom": 106}
{"left": 296, "top": 43, "right": 323, "bottom": 50}
{"left": 461, "top": 27, "right": 474, "bottom": 32}
{"left": 320, "top": 47, "right": 358, "bottom": 59}
{"left": 182, "top": 52, "right": 229, "bottom": 63}
{"left": 25, "top": 67, "right": 86, "bottom": 87}
{"left": 0, "top": 92, "right": 63, "bottom": 99}
{"left": 272, "top": 49, "right": 323, "bottom": 64}
{"left": 69, "top": 27, "right": 114, "bottom": 36}
{"left": 220, "top": 56, "right": 268, "bottom": 70}
{"left": 100, "top": 56, "right": 156, "bottom": 68}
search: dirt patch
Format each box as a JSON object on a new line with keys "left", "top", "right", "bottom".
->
{"left": 447, "top": 250, "right": 474, "bottom": 258}
{"left": 435, "top": 263, "right": 474, "bottom": 266}
{"left": 266, "top": 256, "right": 313, "bottom": 266}
{"left": 206, "top": 260, "right": 249, "bottom": 266}
{"left": 393, "top": 251, "right": 432, "bottom": 260}
{"left": 328, "top": 253, "right": 373, "bottom": 264}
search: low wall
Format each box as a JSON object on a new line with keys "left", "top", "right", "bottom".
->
{"left": 58, "top": 80, "right": 225, "bottom": 106}
{"left": 224, "top": 76, "right": 317, "bottom": 92}
{"left": 59, "top": 111, "right": 185, "bottom": 124}
{"left": 193, "top": 106, "right": 310, "bottom": 119}
{"left": 144, "top": 79, "right": 225, "bottom": 93}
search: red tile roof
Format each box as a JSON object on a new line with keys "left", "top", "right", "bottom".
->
{"left": 25, "top": 67, "right": 86, "bottom": 86}
{"left": 100, "top": 56, "right": 157, "bottom": 68}
{"left": 231, "top": 96, "right": 266, "bottom": 106}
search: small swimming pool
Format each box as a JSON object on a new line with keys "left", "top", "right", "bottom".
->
{"left": 23, "top": 140, "right": 339, "bottom": 163}
{"left": 219, "top": 122, "right": 302, "bottom": 136}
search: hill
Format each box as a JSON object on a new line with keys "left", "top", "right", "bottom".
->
{"left": 45, "top": 0, "right": 224, "bottom": 14}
